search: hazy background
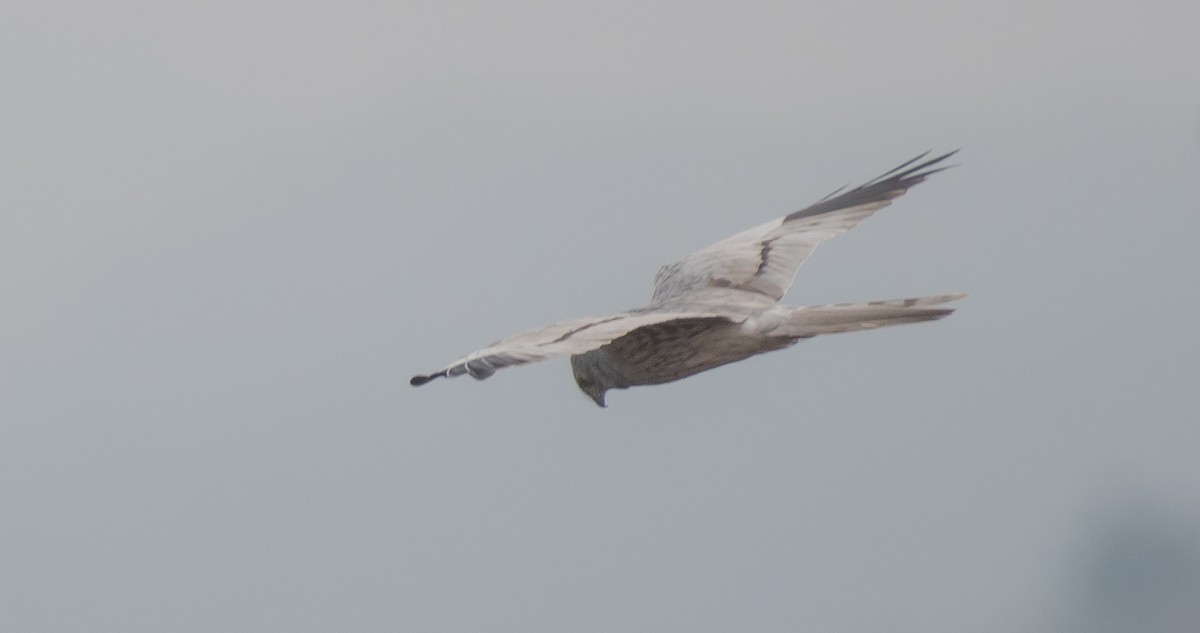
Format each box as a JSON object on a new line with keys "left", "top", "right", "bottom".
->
{"left": 4, "top": 1, "right": 1199, "bottom": 631}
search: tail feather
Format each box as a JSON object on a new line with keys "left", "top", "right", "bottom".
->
{"left": 780, "top": 293, "right": 964, "bottom": 338}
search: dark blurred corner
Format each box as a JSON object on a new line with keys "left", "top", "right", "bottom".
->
{"left": 1054, "top": 499, "right": 1200, "bottom": 633}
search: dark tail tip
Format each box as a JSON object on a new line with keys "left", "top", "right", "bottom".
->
{"left": 410, "top": 370, "right": 447, "bottom": 387}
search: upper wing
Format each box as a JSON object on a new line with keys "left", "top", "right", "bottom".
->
{"left": 651, "top": 151, "right": 956, "bottom": 303}
{"left": 410, "top": 310, "right": 744, "bottom": 386}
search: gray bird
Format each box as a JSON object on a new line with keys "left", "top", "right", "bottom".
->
{"left": 411, "top": 151, "right": 964, "bottom": 407}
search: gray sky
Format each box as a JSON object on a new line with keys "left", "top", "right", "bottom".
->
{"left": 3, "top": 1, "right": 1200, "bottom": 631}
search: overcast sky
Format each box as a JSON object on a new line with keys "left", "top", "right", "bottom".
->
{"left": 3, "top": 1, "right": 1200, "bottom": 631}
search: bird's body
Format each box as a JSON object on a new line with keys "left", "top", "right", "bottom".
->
{"left": 412, "top": 152, "right": 964, "bottom": 407}
{"left": 568, "top": 312, "right": 793, "bottom": 404}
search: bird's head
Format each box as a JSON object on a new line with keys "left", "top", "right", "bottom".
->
{"left": 570, "top": 351, "right": 623, "bottom": 408}
{"left": 575, "top": 376, "right": 607, "bottom": 408}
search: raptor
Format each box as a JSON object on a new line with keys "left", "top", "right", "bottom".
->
{"left": 411, "top": 152, "right": 964, "bottom": 407}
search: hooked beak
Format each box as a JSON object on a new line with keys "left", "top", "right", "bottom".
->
{"left": 590, "top": 392, "right": 607, "bottom": 408}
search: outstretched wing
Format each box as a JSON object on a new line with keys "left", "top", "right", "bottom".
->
{"left": 410, "top": 310, "right": 744, "bottom": 386}
{"left": 651, "top": 151, "right": 956, "bottom": 303}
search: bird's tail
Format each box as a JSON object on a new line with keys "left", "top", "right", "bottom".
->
{"left": 777, "top": 294, "right": 964, "bottom": 338}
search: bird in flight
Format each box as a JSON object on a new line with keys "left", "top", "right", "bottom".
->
{"left": 412, "top": 151, "right": 964, "bottom": 407}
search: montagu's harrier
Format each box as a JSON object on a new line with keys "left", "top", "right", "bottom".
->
{"left": 412, "top": 151, "right": 964, "bottom": 407}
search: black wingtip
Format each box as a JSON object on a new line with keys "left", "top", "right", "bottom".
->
{"left": 787, "top": 149, "right": 960, "bottom": 222}
{"left": 410, "top": 370, "right": 447, "bottom": 387}
{"left": 881, "top": 149, "right": 960, "bottom": 183}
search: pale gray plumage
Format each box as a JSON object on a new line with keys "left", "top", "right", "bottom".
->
{"left": 412, "top": 151, "right": 964, "bottom": 407}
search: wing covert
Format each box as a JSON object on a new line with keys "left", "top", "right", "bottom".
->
{"left": 651, "top": 151, "right": 956, "bottom": 303}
